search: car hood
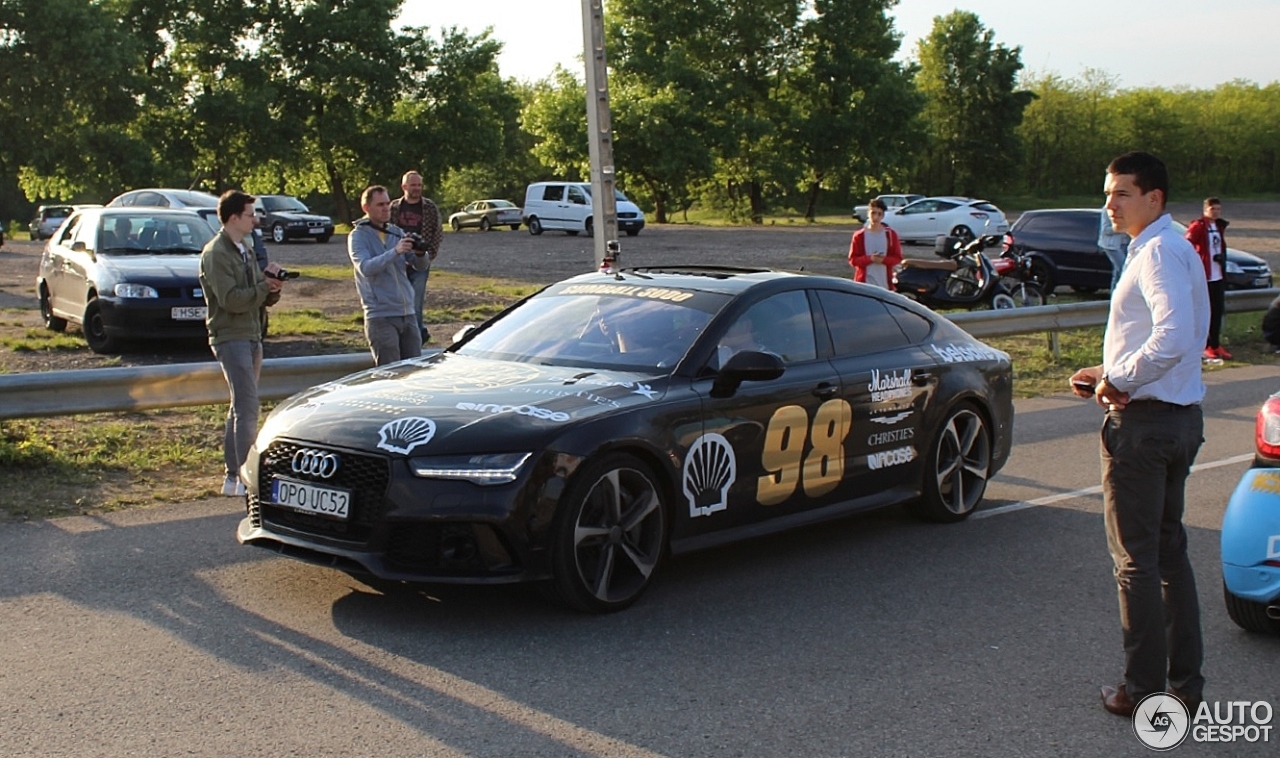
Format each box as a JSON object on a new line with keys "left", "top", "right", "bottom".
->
{"left": 1226, "top": 247, "right": 1267, "bottom": 266}
{"left": 271, "top": 211, "right": 330, "bottom": 222}
{"left": 259, "top": 352, "right": 669, "bottom": 455}
{"left": 99, "top": 253, "right": 201, "bottom": 278}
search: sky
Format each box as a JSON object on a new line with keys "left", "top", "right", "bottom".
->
{"left": 400, "top": 0, "right": 1279, "bottom": 90}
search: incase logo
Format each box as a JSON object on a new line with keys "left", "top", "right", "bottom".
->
{"left": 867, "top": 446, "right": 916, "bottom": 470}
{"left": 456, "top": 401, "right": 570, "bottom": 423}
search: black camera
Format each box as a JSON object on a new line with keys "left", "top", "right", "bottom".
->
{"left": 405, "top": 232, "right": 430, "bottom": 253}
{"left": 265, "top": 267, "right": 299, "bottom": 281}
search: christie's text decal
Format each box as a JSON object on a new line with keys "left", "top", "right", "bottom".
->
{"left": 868, "top": 428, "right": 915, "bottom": 446}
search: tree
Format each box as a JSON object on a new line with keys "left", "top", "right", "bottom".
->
{"left": 913, "top": 11, "right": 1032, "bottom": 197}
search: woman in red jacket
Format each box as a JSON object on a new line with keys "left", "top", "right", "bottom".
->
{"left": 848, "top": 197, "right": 904, "bottom": 291}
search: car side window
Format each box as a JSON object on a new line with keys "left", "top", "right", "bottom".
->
{"left": 903, "top": 201, "right": 933, "bottom": 214}
{"left": 568, "top": 186, "right": 586, "bottom": 205}
{"left": 712, "top": 290, "right": 817, "bottom": 369}
{"left": 56, "top": 215, "right": 81, "bottom": 246}
{"left": 936, "top": 200, "right": 959, "bottom": 212}
{"left": 885, "top": 301, "right": 933, "bottom": 343}
{"left": 817, "top": 290, "right": 911, "bottom": 356}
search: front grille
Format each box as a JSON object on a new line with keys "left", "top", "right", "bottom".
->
{"left": 254, "top": 441, "right": 391, "bottom": 543}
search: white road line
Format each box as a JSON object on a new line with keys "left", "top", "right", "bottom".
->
{"left": 972, "top": 452, "right": 1256, "bottom": 520}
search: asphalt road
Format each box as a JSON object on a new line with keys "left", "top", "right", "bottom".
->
{"left": 2, "top": 365, "right": 1278, "bottom": 757}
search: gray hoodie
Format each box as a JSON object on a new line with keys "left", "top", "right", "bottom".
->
{"left": 347, "top": 217, "right": 429, "bottom": 319}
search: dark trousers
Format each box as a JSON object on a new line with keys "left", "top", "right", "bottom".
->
{"left": 1101, "top": 402, "right": 1205, "bottom": 699}
{"left": 1206, "top": 279, "right": 1225, "bottom": 349}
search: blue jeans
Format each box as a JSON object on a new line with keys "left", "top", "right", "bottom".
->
{"left": 212, "top": 340, "right": 263, "bottom": 480}
{"left": 407, "top": 265, "right": 431, "bottom": 343}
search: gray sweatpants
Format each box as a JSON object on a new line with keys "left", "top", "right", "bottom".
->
{"left": 212, "top": 339, "right": 263, "bottom": 479}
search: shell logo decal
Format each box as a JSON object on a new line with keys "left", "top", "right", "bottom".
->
{"left": 377, "top": 416, "right": 437, "bottom": 455}
{"left": 682, "top": 433, "right": 736, "bottom": 518}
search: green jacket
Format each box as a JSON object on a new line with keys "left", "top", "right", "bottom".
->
{"left": 199, "top": 229, "right": 278, "bottom": 345}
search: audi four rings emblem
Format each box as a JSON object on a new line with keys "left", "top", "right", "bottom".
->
{"left": 292, "top": 449, "right": 340, "bottom": 479}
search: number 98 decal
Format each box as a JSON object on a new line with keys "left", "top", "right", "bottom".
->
{"left": 757, "top": 399, "right": 851, "bottom": 505}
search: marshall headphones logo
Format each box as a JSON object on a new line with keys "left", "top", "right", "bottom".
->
{"left": 291, "top": 449, "right": 340, "bottom": 479}
{"left": 868, "top": 369, "right": 913, "bottom": 402}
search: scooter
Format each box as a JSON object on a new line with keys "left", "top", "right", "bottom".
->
{"left": 893, "top": 233, "right": 1045, "bottom": 310}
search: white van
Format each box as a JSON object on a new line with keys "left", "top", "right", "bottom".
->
{"left": 523, "top": 181, "right": 646, "bottom": 237}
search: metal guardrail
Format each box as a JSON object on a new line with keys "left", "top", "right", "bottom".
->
{"left": 0, "top": 290, "right": 1275, "bottom": 421}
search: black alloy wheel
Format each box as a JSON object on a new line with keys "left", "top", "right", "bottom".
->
{"left": 1028, "top": 259, "right": 1055, "bottom": 294}
{"left": 83, "top": 298, "right": 119, "bottom": 354}
{"left": 549, "top": 453, "right": 669, "bottom": 613}
{"left": 912, "top": 404, "right": 991, "bottom": 522}
{"left": 950, "top": 225, "right": 975, "bottom": 245}
{"left": 40, "top": 287, "right": 68, "bottom": 332}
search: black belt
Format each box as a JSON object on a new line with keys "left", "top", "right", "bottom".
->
{"left": 1116, "top": 398, "right": 1198, "bottom": 412}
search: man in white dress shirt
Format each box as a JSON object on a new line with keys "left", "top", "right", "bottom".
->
{"left": 1070, "top": 151, "right": 1209, "bottom": 718}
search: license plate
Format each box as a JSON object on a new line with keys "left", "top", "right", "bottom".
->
{"left": 270, "top": 477, "right": 350, "bottom": 519}
{"left": 171, "top": 306, "right": 206, "bottom": 320}
{"left": 1255, "top": 277, "right": 1271, "bottom": 287}
{"left": 309, "top": 227, "right": 325, "bottom": 234}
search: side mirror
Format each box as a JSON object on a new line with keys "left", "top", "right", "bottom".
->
{"left": 711, "top": 350, "right": 785, "bottom": 398}
{"left": 451, "top": 325, "right": 477, "bottom": 344}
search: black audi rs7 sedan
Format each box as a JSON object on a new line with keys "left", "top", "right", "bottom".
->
{"left": 238, "top": 266, "right": 1014, "bottom": 612}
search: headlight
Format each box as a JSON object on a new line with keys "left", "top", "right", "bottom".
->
{"left": 1225, "top": 261, "right": 1243, "bottom": 274}
{"left": 287, "top": 220, "right": 306, "bottom": 227}
{"left": 114, "top": 283, "right": 158, "bottom": 298}
{"left": 409, "top": 452, "right": 532, "bottom": 485}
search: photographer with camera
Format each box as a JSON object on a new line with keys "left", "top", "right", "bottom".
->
{"left": 390, "top": 170, "right": 442, "bottom": 345}
{"left": 1185, "top": 197, "right": 1231, "bottom": 361}
{"left": 349, "top": 184, "right": 429, "bottom": 365}
{"left": 199, "top": 190, "right": 286, "bottom": 497}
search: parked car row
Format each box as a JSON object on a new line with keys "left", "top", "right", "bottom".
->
{"left": 1003, "top": 208, "right": 1272, "bottom": 294}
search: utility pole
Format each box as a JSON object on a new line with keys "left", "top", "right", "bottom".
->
{"left": 581, "top": 0, "right": 620, "bottom": 273}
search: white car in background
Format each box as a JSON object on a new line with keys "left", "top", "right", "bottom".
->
{"left": 885, "top": 196, "right": 1009, "bottom": 244}
{"left": 852, "top": 194, "right": 923, "bottom": 223}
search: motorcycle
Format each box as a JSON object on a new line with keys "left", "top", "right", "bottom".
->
{"left": 892, "top": 233, "right": 1046, "bottom": 310}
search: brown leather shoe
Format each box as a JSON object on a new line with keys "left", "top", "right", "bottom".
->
{"left": 1170, "top": 688, "right": 1203, "bottom": 714}
{"left": 1100, "top": 683, "right": 1137, "bottom": 717}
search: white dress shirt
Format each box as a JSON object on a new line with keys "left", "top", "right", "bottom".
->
{"left": 1103, "top": 213, "right": 1209, "bottom": 406}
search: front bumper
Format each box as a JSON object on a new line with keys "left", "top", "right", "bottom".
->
{"left": 97, "top": 298, "right": 209, "bottom": 340}
{"left": 1221, "top": 468, "right": 1280, "bottom": 603}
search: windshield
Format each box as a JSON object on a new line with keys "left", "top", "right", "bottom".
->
{"left": 456, "top": 284, "right": 727, "bottom": 372}
{"left": 97, "top": 215, "right": 215, "bottom": 254}
{"left": 576, "top": 185, "right": 632, "bottom": 202}
{"left": 262, "top": 196, "right": 310, "bottom": 213}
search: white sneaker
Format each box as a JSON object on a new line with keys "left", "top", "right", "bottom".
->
{"left": 221, "top": 476, "right": 246, "bottom": 497}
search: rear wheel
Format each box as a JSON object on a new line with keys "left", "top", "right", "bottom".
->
{"left": 585, "top": 217, "right": 594, "bottom": 237}
{"left": 548, "top": 453, "right": 668, "bottom": 613}
{"left": 1223, "top": 583, "right": 1280, "bottom": 633}
{"left": 912, "top": 404, "right": 991, "bottom": 523}
{"left": 1029, "top": 259, "right": 1055, "bottom": 294}
{"left": 315, "top": 234, "right": 331, "bottom": 243}
{"left": 527, "top": 217, "right": 543, "bottom": 235}
{"left": 626, "top": 229, "right": 640, "bottom": 237}
{"left": 950, "top": 225, "right": 975, "bottom": 245}
{"left": 479, "top": 217, "right": 491, "bottom": 232}
{"left": 83, "top": 298, "right": 119, "bottom": 354}
{"left": 40, "top": 287, "right": 67, "bottom": 332}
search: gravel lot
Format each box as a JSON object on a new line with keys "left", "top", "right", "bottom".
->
{"left": 2, "top": 199, "right": 1277, "bottom": 374}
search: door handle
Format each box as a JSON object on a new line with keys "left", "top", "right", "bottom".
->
{"left": 912, "top": 372, "right": 933, "bottom": 386}
{"left": 813, "top": 383, "right": 838, "bottom": 399}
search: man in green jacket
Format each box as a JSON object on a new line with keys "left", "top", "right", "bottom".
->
{"left": 199, "top": 190, "right": 286, "bottom": 497}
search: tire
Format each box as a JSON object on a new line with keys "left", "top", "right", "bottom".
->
{"left": 315, "top": 235, "right": 331, "bottom": 243}
{"left": 585, "top": 217, "right": 594, "bottom": 237}
{"left": 450, "top": 218, "right": 461, "bottom": 232}
{"left": 479, "top": 217, "right": 491, "bottom": 232}
{"left": 625, "top": 229, "right": 640, "bottom": 237}
{"left": 40, "top": 287, "right": 67, "bottom": 332}
{"left": 950, "top": 225, "right": 975, "bottom": 245}
{"left": 566, "top": 230, "right": 580, "bottom": 237}
{"left": 271, "top": 223, "right": 286, "bottom": 244}
{"left": 83, "top": 298, "right": 119, "bottom": 354}
{"left": 1223, "top": 583, "right": 1280, "bottom": 633}
{"left": 1070, "top": 285, "right": 1098, "bottom": 294}
{"left": 912, "top": 404, "right": 991, "bottom": 523}
{"left": 548, "top": 453, "right": 669, "bottom": 613}
{"left": 990, "top": 293, "right": 1016, "bottom": 309}
{"left": 528, "top": 217, "right": 543, "bottom": 235}
{"left": 1009, "top": 282, "right": 1046, "bottom": 307}
{"left": 509, "top": 224, "right": 520, "bottom": 231}
{"left": 1029, "top": 259, "right": 1055, "bottom": 294}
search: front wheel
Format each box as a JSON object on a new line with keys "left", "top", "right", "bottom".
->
{"left": 509, "top": 224, "right": 520, "bottom": 231}
{"left": 950, "top": 225, "right": 975, "bottom": 245}
{"left": 316, "top": 234, "right": 331, "bottom": 244}
{"left": 912, "top": 404, "right": 991, "bottom": 522}
{"left": 548, "top": 453, "right": 669, "bottom": 613}
{"left": 271, "top": 223, "right": 286, "bottom": 244}
{"left": 585, "top": 218, "right": 594, "bottom": 237}
{"left": 479, "top": 217, "right": 491, "bottom": 232}
{"left": 450, "top": 218, "right": 460, "bottom": 232}
{"left": 1028, "top": 259, "right": 1055, "bottom": 294}
{"left": 83, "top": 298, "right": 119, "bottom": 354}
{"left": 527, "top": 217, "right": 543, "bottom": 235}
{"left": 1009, "top": 282, "right": 1046, "bottom": 307}
{"left": 990, "top": 292, "right": 1016, "bottom": 309}
{"left": 625, "top": 229, "right": 640, "bottom": 237}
